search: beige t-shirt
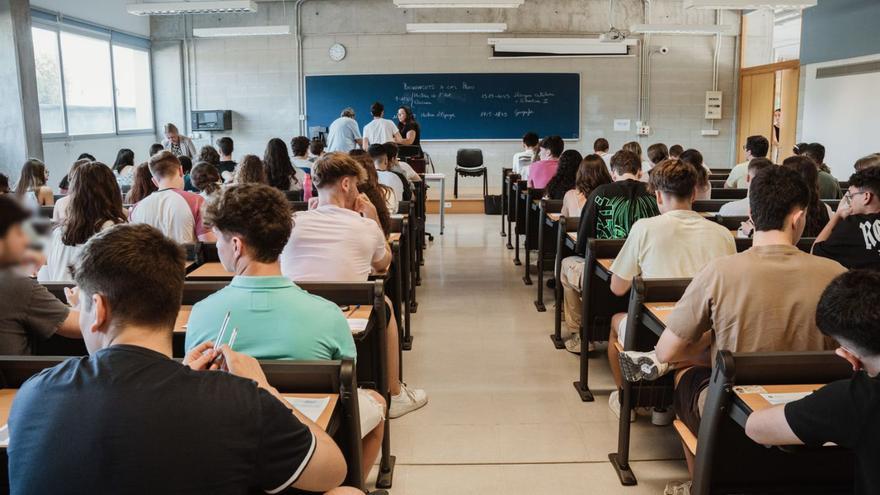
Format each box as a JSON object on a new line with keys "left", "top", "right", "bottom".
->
{"left": 609, "top": 209, "right": 736, "bottom": 280}
{"left": 724, "top": 161, "right": 749, "bottom": 189}
{"left": 666, "top": 244, "right": 846, "bottom": 363}
{"left": 560, "top": 189, "right": 586, "bottom": 218}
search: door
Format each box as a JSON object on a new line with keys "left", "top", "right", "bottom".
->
{"left": 736, "top": 71, "right": 775, "bottom": 163}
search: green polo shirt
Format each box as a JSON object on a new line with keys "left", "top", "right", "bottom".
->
{"left": 185, "top": 276, "right": 356, "bottom": 361}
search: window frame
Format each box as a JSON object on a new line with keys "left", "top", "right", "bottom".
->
{"left": 31, "top": 9, "right": 155, "bottom": 140}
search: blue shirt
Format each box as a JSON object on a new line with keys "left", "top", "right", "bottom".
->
{"left": 185, "top": 276, "right": 356, "bottom": 361}
{"left": 326, "top": 116, "right": 362, "bottom": 153}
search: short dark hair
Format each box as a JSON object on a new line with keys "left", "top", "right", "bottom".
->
{"left": 291, "top": 136, "right": 310, "bottom": 157}
{"left": 669, "top": 144, "right": 684, "bottom": 158}
{"left": 367, "top": 144, "right": 387, "bottom": 159}
{"left": 149, "top": 143, "right": 164, "bottom": 157}
{"left": 371, "top": 101, "right": 384, "bottom": 117}
{"left": 179, "top": 155, "right": 193, "bottom": 174}
{"left": 148, "top": 151, "right": 182, "bottom": 179}
{"left": 748, "top": 157, "right": 774, "bottom": 175}
{"left": 749, "top": 165, "right": 809, "bottom": 232}
{"left": 649, "top": 159, "right": 697, "bottom": 199}
{"left": 678, "top": 149, "right": 704, "bottom": 169}
{"left": 77, "top": 153, "right": 96, "bottom": 161}
{"left": 540, "top": 136, "right": 564, "bottom": 158}
{"left": 0, "top": 173, "right": 8, "bottom": 194}
{"left": 849, "top": 165, "right": 880, "bottom": 197}
{"left": 313, "top": 152, "right": 366, "bottom": 189}
{"left": 816, "top": 270, "right": 880, "bottom": 356}
{"left": 0, "top": 195, "right": 30, "bottom": 237}
{"left": 745, "top": 135, "right": 770, "bottom": 158}
{"left": 593, "top": 138, "right": 609, "bottom": 153}
{"left": 383, "top": 142, "right": 398, "bottom": 160}
{"left": 801, "top": 142, "right": 826, "bottom": 164}
{"left": 216, "top": 137, "right": 234, "bottom": 156}
{"left": 647, "top": 143, "right": 669, "bottom": 165}
{"left": 610, "top": 150, "right": 641, "bottom": 176}
{"left": 523, "top": 132, "right": 540, "bottom": 148}
{"left": 309, "top": 139, "right": 325, "bottom": 156}
{"left": 73, "top": 224, "right": 184, "bottom": 331}
{"left": 207, "top": 184, "right": 292, "bottom": 263}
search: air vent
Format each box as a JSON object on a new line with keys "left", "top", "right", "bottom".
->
{"left": 816, "top": 61, "right": 880, "bottom": 79}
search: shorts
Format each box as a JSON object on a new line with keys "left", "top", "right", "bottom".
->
{"left": 358, "top": 388, "right": 385, "bottom": 437}
{"left": 673, "top": 366, "right": 711, "bottom": 436}
{"left": 616, "top": 316, "right": 628, "bottom": 346}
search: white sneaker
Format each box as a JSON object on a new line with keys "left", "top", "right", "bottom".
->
{"left": 652, "top": 408, "right": 675, "bottom": 426}
{"left": 664, "top": 480, "right": 692, "bottom": 495}
{"left": 564, "top": 334, "right": 581, "bottom": 354}
{"left": 389, "top": 383, "right": 428, "bottom": 419}
{"left": 618, "top": 350, "right": 670, "bottom": 382}
{"left": 608, "top": 390, "right": 635, "bottom": 422}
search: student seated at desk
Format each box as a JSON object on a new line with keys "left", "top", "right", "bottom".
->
{"left": 669, "top": 144, "right": 683, "bottom": 159}
{"left": 9, "top": 223, "right": 351, "bottom": 494}
{"left": 620, "top": 166, "right": 845, "bottom": 479}
{"left": 782, "top": 155, "right": 832, "bottom": 237}
{"left": 559, "top": 154, "right": 611, "bottom": 218}
{"left": 543, "top": 149, "right": 582, "bottom": 201}
{"left": 0, "top": 196, "right": 81, "bottom": 354}
{"left": 813, "top": 166, "right": 880, "bottom": 270}
{"left": 15, "top": 159, "right": 54, "bottom": 210}
{"left": 281, "top": 153, "right": 427, "bottom": 418}
{"left": 726, "top": 135, "right": 769, "bottom": 189}
{"left": 265, "top": 137, "right": 306, "bottom": 194}
{"left": 717, "top": 158, "right": 774, "bottom": 217}
{"left": 129, "top": 151, "right": 215, "bottom": 244}
{"left": 679, "top": 149, "right": 711, "bottom": 200}
{"left": 185, "top": 184, "right": 386, "bottom": 478}
{"left": 384, "top": 142, "right": 420, "bottom": 183}
{"left": 594, "top": 137, "right": 612, "bottom": 169}
{"left": 216, "top": 136, "right": 237, "bottom": 182}
{"left": 622, "top": 141, "right": 652, "bottom": 182}
{"left": 52, "top": 158, "right": 90, "bottom": 223}
{"left": 513, "top": 131, "right": 540, "bottom": 180}
{"left": 125, "top": 162, "right": 158, "bottom": 204}
{"left": 527, "top": 136, "right": 563, "bottom": 189}
{"left": 746, "top": 270, "right": 880, "bottom": 495}
{"left": 854, "top": 153, "right": 880, "bottom": 172}
{"left": 559, "top": 150, "right": 659, "bottom": 354}
{"left": 368, "top": 144, "right": 408, "bottom": 212}
{"left": 292, "top": 135, "right": 314, "bottom": 174}
{"left": 350, "top": 151, "right": 393, "bottom": 238}
{"left": 38, "top": 162, "right": 127, "bottom": 282}
{"left": 233, "top": 154, "right": 268, "bottom": 185}
{"left": 800, "top": 142, "right": 842, "bottom": 200}
{"left": 606, "top": 159, "right": 735, "bottom": 419}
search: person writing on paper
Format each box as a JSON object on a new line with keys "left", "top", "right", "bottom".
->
{"left": 746, "top": 270, "right": 880, "bottom": 495}
{"left": 161, "top": 123, "right": 197, "bottom": 159}
{"left": 8, "top": 223, "right": 354, "bottom": 494}
{"left": 185, "top": 184, "right": 387, "bottom": 480}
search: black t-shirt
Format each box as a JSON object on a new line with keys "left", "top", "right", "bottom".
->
{"left": 575, "top": 179, "right": 659, "bottom": 255}
{"left": 813, "top": 213, "right": 880, "bottom": 270}
{"left": 399, "top": 122, "right": 421, "bottom": 148}
{"left": 217, "top": 160, "right": 237, "bottom": 175}
{"left": 8, "top": 345, "right": 315, "bottom": 494}
{"left": 785, "top": 372, "right": 878, "bottom": 495}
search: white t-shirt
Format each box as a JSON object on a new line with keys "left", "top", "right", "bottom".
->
{"left": 281, "top": 205, "right": 388, "bottom": 282}
{"left": 377, "top": 170, "right": 404, "bottom": 212}
{"left": 392, "top": 161, "right": 419, "bottom": 182}
{"left": 561, "top": 189, "right": 586, "bottom": 218}
{"left": 52, "top": 195, "right": 72, "bottom": 223}
{"left": 292, "top": 157, "right": 312, "bottom": 172}
{"left": 609, "top": 209, "right": 736, "bottom": 281}
{"left": 718, "top": 197, "right": 750, "bottom": 217}
{"left": 38, "top": 220, "right": 117, "bottom": 282}
{"left": 129, "top": 188, "right": 207, "bottom": 244}
{"left": 362, "top": 118, "right": 399, "bottom": 147}
{"left": 512, "top": 150, "right": 535, "bottom": 175}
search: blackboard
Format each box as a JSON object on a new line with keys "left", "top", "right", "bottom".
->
{"left": 305, "top": 73, "right": 580, "bottom": 140}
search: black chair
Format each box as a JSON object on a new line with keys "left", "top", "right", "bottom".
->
{"left": 454, "top": 149, "right": 487, "bottom": 198}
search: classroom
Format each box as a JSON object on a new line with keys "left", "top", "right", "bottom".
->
{"left": 0, "top": 0, "right": 879, "bottom": 493}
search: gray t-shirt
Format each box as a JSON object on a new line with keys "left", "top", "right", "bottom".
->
{"left": 0, "top": 269, "right": 69, "bottom": 355}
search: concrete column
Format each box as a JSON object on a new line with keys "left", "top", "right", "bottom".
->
{"left": 0, "top": 0, "right": 42, "bottom": 179}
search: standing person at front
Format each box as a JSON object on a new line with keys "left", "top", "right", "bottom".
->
{"left": 395, "top": 106, "right": 421, "bottom": 152}
{"left": 8, "top": 223, "right": 351, "bottom": 494}
{"left": 129, "top": 151, "right": 215, "bottom": 244}
{"left": 161, "top": 123, "right": 197, "bottom": 159}
{"left": 326, "top": 107, "right": 363, "bottom": 153}
{"left": 361, "top": 102, "right": 401, "bottom": 149}
{"left": 280, "top": 152, "right": 428, "bottom": 418}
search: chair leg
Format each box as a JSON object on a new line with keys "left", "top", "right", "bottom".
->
{"left": 483, "top": 172, "right": 488, "bottom": 197}
{"left": 454, "top": 172, "right": 459, "bottom": 199}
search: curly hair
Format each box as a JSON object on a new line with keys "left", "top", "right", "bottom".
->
{"left": 206, "top": 184, "right": 293, "bottom": 263}
{"left": 234, "top": 155, "right": 267, "bottom": 185}
{"left": 544, "top": 149, "right": 582, "bottom": 200}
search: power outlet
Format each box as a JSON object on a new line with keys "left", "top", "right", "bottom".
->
{"left": 637, "top": 125, "right": 651, "bottom": 136}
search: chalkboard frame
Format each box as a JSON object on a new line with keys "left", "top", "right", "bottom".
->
{"left": 304, "top": 72, "right": 581, "bottom": 142}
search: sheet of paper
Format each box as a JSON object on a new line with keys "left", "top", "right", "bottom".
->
{"left": 760, "top": 391, "right": 813, "bottom": 405}
{"left": 0, "top": 424, "right": 9, "bottom": 448}
{"left": 734, "top": 385, "right": 766, "bottom": 394}
{"left": 650, "top": 305, "right": 676, "bottom": 311}
{"left": 348, "top": 318, "right": 369, "bottom": 334}
{"left": 285, "top": 397, "right": 331, "bottom": 424}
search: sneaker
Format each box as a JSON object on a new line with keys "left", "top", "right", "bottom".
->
{"left": 389, "top": 383, "right": 428, "bottom": 419}
{"left": 618, "top": 350, "right": 669, "bottom": 382}
{"left": 564, "top": 334, "right": 581, "bottom": 354}
{"left": 652, "top": 407, "right": 675, "bottom": 426}
{"left": 608, "top": 390, "right": 635, "bottom": 422}
{"left": 664, "top": 480, "right": 692, "bottom": 495}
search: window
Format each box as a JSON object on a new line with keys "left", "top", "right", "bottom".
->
{"left": 113, "top": 45, "right": 153, "bottom": 131}
{"left": 60, "top": 31, "right": 115, "bottom": 135}
{"left": 30, "top": 9, "right": 154, "bottom": 137}
{"left": 31, "top": 26, "right": 64, "bottom": 134}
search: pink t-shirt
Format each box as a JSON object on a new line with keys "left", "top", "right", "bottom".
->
{"left": 129, "top": 188, "right": 207, "bottom": 244}
{"left": 527, "top": 159, "right": 559, "bottom": 189}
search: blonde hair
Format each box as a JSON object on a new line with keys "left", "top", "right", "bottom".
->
{"left": 163, "top": 123, "right": 179, "bottom": 135}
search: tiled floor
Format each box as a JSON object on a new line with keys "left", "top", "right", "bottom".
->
{"left": 376, "top": 214, "right": 688, "bottom": 494}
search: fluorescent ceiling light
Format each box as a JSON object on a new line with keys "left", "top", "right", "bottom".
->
{"left": 630, "top": 23, "right": 737, "bottom": 35}
{"left": 193, "top": 25, "right": 290, "bottom": 37}
{"left": 684, "top": 0, "right": 816, "bottom": 8}
{"left": 407, "top": 23, "right": 507, "bottom": 33}
{"left": 127, "top": 1, "right": 258, "bottom": 16}
{"left": 394, "top": 0, "right": 524, "bottom": 8}
{"left": 489, "top": 37, "right": 636, "bottom": 55}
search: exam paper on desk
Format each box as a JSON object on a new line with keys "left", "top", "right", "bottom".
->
{"left": 285, "top": 396, "right": 331, "bottom": 424}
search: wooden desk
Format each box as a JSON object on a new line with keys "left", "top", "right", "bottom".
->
{"left": 389, "top": 233, "right": 401, "bottom": 243}
{"left": 186, "top": 262, "right": 232, "bottom": 280}
{"left": 0, "top": 389, "right": 15, "bottom": 425}
{"left": 174, "top": 305, "right": 192, "bottom": 333}
{"left": 644, "top": 302, "right": 676, "bottom": 327}
{"left": 733, "top": 384, "right": 822, "bottom": 414}
{"left": 597, "top": 258, "right": 614, "bottom": 272}
{"left": 567, "top": 232, "right": 577, "bottom": 242}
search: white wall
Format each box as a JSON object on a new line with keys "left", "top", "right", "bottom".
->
{"left": 801, "top": 53, "right": 880, "bottom": 180}
{"left": 151, "top": 0, "right": 739, "bottom": 195}
{"left": 30, "top": 0, "right": 149, "bottom": 36}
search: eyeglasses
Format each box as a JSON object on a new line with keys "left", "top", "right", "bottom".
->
{"left": 844, "top": 191, "right": 867, "bottom": 201}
